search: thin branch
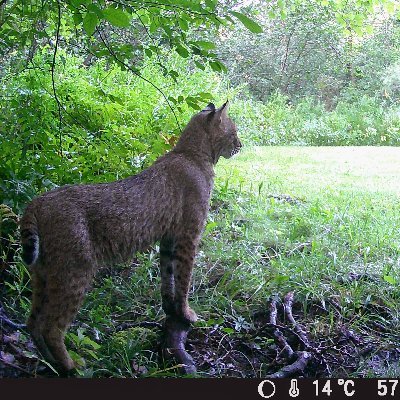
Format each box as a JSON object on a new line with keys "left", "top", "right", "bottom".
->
{"left": 133, "top": 9, "right": 165, "bottom": 71}
{"left": 111, "top": 0, "right": 217, "bottom": 18}
{"left": 51, "top": 0, "right": 63, "bottom": 156}
{"left": 0, "top": 306, "right": 26, "bottom": 329}
{"left": 96, "top": 27, "right": 181, "bottom": 132}
{"left": 284, "top": 291, "right": 310, "bottom": 347}
{"left": 270, "top": 297, "right": 294, "bottom": 359}
{"left": 28, "top": 59, "right": 117, "bottom": 149}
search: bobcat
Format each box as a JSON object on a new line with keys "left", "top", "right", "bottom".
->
{"left": 19, "top": 102, "right": 241, "bottom": 372}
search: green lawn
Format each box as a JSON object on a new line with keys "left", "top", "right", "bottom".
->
{"left": 218, "top": 146, "right": 400, "bottom": 198}
{"left": 213, "top": 146, "right": 400, "bottom": 283}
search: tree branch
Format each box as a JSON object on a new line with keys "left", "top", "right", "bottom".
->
{"left": 51, "top": 0, "right": 63, "bottom": 157}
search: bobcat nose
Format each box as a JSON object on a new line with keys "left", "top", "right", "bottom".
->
{"left": 238, "top": 140, "right": 242, "bottom": 148}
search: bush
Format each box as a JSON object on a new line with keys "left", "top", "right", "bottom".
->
{"left": 0, "top": 51, "right": 224, "bottom": 212}
{"left": 232, "top": 91, "right": 400, "bottom": 146}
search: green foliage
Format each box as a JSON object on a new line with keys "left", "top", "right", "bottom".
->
{"left": 0, "top": 50, "right": 226, "bottom": 211}
{"left": 230, "top": 91, "right": 400, "bottom": 146}
{"left": 0, "top": 0, "right": 264, "bottom": 85}
{"left": 107, "top": 327, "right": 157, "bottom": 357}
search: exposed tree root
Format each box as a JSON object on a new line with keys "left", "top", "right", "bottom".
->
{"left": 160, "top": 316, "right": 197, "bottom": 375}
{"left": 266, "top": 292, "right": 312, "bottom": 378}
{"left": 283, "top": 292, "right": 310, "bottom": 347}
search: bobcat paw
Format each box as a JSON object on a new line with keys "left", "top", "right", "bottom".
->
{"left": 179, "top": 306, "right": 198, "bottom": 324}
{"left": 163, "top": 300, "right": 198, "bottom": 324}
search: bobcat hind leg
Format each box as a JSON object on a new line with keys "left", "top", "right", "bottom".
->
{"left": 29, "top": 265, "right": 93, "bottom": 372}
{"left": 27, "top": 269, "right": 58, "bottom": 365}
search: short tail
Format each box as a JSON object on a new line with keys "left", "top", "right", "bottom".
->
{"left": 20, "top": 206, "right": 39, "bottom": 266}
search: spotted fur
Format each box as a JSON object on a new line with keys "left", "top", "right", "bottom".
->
{"left": 19, "top": 102, "right": 241, "bottom": 371}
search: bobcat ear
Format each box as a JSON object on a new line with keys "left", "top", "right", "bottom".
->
{"left": 215, "top": 100, "right": 229, "bottom": 121}
{"left": 202, "top": 103, "right": 216, "bottom": 113}
{"left": 221, "top": 100, "right": 229, "bottom": 110}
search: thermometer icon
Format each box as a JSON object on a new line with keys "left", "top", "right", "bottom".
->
{"left": 289, "top": 379, "right": 300, "bottom": 397}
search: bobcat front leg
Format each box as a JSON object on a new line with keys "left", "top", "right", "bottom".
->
{"left": 173, "top": 236, "right": 198, "bottom": 323}
{"left": 160, "top": 238, "right": 176, "bottom": 316}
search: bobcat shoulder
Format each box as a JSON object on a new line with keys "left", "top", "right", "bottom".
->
{"left": 20, "top": 102, "right": 241, "bottom": 371}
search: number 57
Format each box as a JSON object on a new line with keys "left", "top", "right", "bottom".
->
{"left": 378, "top": 380, "right": 398, "bottom": 397}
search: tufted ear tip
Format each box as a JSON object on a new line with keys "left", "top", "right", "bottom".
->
{"left": 216, "top": 100, "right": 229, "bottom": 118}
{"left": 202, "top": 103, "right": 216, "bottom": 112}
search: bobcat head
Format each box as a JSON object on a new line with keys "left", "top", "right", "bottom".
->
{"left": 201, "top": 101, "right": 242, "bottom": 160}
{"left": 172, "top": 101, "right": 242, "bottom": 165}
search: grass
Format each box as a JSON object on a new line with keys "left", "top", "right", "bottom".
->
{"left": 208, "top": 146, "right": 400, "bottom": 376}
{"left": 2, "top": 146, "right": 400, "bottom": 378}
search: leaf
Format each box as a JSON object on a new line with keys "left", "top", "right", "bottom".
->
{"left": 205, "top": 221, "right": 218, "bottom": 234}
{"left": 109, "top": 95, "right": 124, "bottom": 105}
{"left": 229, "top": 11, "right": 263, "bottom": 33}
{"left": 205, "top": 0, "right": 217, "bottom": 10}
{"left": 83, "top": 12, "right": 98, "bottom": 36}
{"left": 175, "top": 44, "right": 189, "bottom": 58}
{"left": 81, "top": 336, "right": 101, "bottom": 350}
{"left": 68, "top": 350, "right": 86, "bottom": 367}
{"left": 383, "top": 275, "right": 396, "bottom": 285}
{"left": 178, "top": 17, "right": 189, "bottom": 31}
{"left": 103, "top": 7, "right": 131, "bottom": 28}
{"left": 73, "top": 12, "right": 83, "bottom": 25}
{"left": 186, "top": 98, "right": 201, "bottom": 110}
{"left": 194, "top": 60, "right": 205, "bottom": 70}
{"left": 149, "top": 20, "right": 158, "bottom": 33}
{"left": 194, "top": 40, "right": 216, "bottom": 50}
{"left": 197, "top": 92, "right": 213, "bottom": 101}
{"left": 209, "top": 60, "right": 227, "bottom": 73}
{"left": 70, "top": 0, "right": 89, "bottom": 7}
{"left": 168, "top": 96, "right": 177, "bottom": 104}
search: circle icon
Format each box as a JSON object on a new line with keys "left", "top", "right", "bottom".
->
{"left": 258, "top": 380, "right": 276, "bottom": 398}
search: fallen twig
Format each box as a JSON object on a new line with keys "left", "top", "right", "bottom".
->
{"left": 0, "top": 307, "right": 26, "bottom": 329}
{"left": 0, "top": 357, "right": 35, "bottom": 376}
{"left": 266, "top": 350, "right": 311, "bottom": 378}
{"left": 270, "top": 298, "right": 294, "bottom": 359}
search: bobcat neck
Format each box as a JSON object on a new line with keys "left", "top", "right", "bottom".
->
{"left": 173, "top": 120, "right": 221, "bottom": 166}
